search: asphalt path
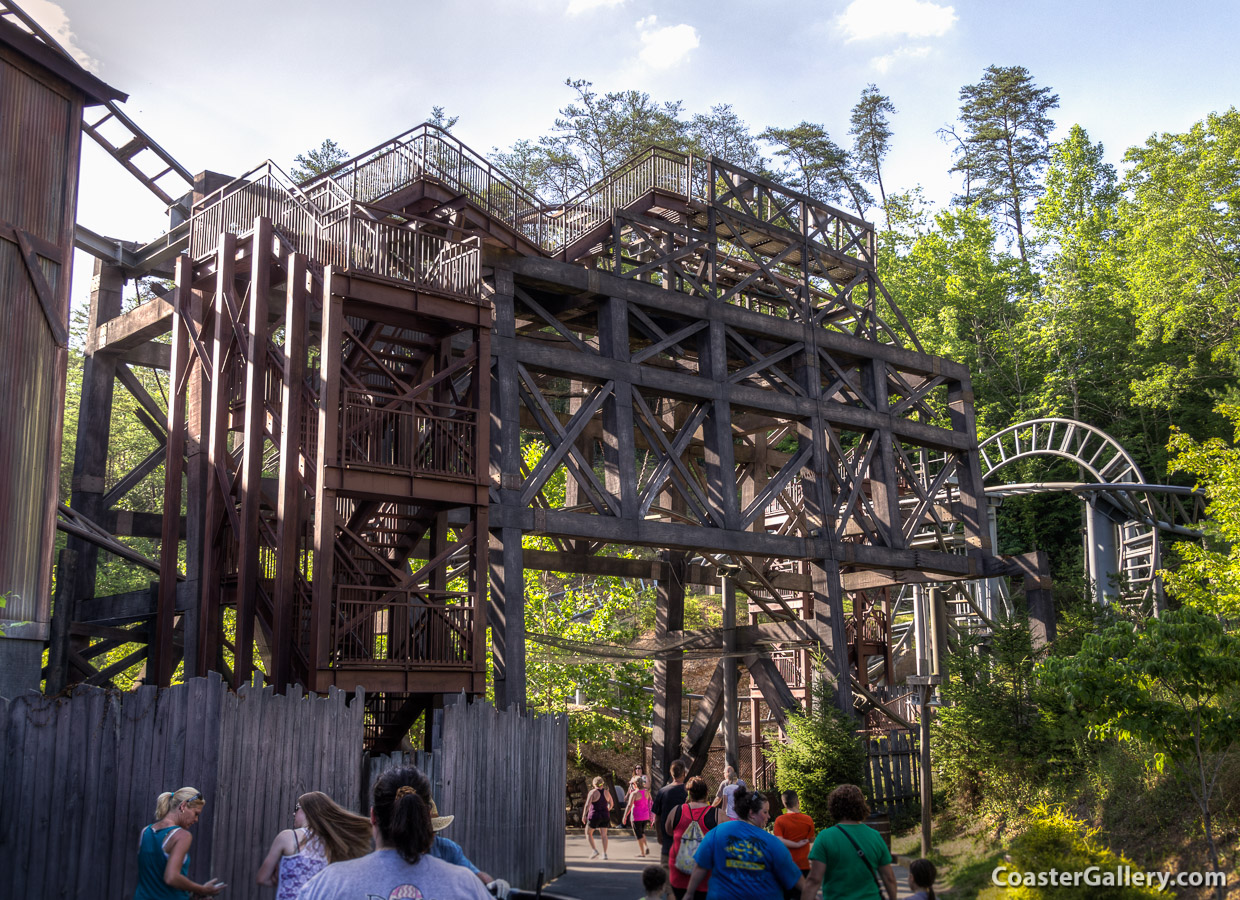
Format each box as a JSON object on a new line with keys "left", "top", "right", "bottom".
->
{"left": 543, "top": 830, "right": 920, "bottom": 900}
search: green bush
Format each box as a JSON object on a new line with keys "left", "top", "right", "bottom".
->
{"left": 977, "top": 805, "right": 1166, "bottom": 899}
{"left": 933, "top": 616, "right": 1087, "bottom": 820}
{"left": 765, "top": 703, "right": 866, "bottom": 826}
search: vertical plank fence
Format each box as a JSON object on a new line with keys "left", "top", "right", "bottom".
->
{"left": 366, "top": 696, "right": 567, "bottom": 890}
{"left": 1, "top": 680, "right": 567, "bottom": 898}
{"left": 0, "top": 673, "right": 364, "bottom": 900}
{"left": 863, "top": 729, "right": 920, "bottom": 815}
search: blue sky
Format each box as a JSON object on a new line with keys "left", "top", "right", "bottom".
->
{"left": 22, "top": 0, "right": 1240, "bottom": 298}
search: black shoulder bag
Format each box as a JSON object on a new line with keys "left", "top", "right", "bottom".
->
{"left": 834, "top": 824, "right": 890, "bottom": 900}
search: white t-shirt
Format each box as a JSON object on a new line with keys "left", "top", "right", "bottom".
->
{"left": 720, "top": 781, "right": 745, "bottom": 819}
{"left": 297, "top": 848, "right": 490, "bottom": 900}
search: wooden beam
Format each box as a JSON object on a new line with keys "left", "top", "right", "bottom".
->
{"left": 95, "top": 292, "right": 173, "bottom": 351}
{"left": 683, "top": 661, "right": 726, "bottom": 778}
{"left": 652, "top": 550, "right": 685, "bottom": 789}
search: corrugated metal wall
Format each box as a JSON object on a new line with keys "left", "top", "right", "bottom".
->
{"left": 0, "top": 46, "right": 82, "bottom": 655}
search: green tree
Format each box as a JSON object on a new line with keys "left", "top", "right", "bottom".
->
{"left": 761, "top": 122, "right": 871, "bottom": 216}
{"left": 428, "top": 105, "right": 458, "bottom": 132}
{"left": 1042, "top": 608, "right": 1240, "bottom": 896}
{"left": 849, "top": 84, "right": 896, "bottom": 228}
{"left": 1163, "top": 401, "right": 1240, "bottom": 617}
{"left": 688, "top": 103, "right": 763, "bottom": 172}
{"left": 878, "top": 205, "right": 1040, "bottom": 433}
{"left": 952, "top": 65, "right": 1060, "bottom": 262}
{"left": 550, "top": 79, "right": 687, "bottom": 191}
{"left": 1120, "top": 109, "right": 1240, "bottom": 413}
{"left": 1029, "top": 126, "right": 1138, "bottom": 433}
{"left": 765, "top": 665, "right": 865, "bottom": 825}
{"left": 291, "top": 138, "right": 349, "bottom": 182}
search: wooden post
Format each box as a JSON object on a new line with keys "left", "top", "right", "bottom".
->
{"left": 273, "top": 253, "right": 308, "bottom": 691}
{"left": 909, "top": 674, "right": 942, "bottom": 856}
{"left": 311, "top": 270, "right": 343, "bottom": 682}
{"left": 490, "top": 267, "right": 525, "bottom": 710}
{"left": 722, "top": 575, "right": 739, "bottom": 772}
{"left": 233, "top": 217, "right": 271, "bottom": 685}
{"left": 48, "top": 259, "right": 124, "bottom": 689}
{"left": 153, "top": 255, "right": 192, "bottom": 686}
{"left": 652, "top": 550, "right": 685, "bottom": 789}
{"left": 198, "top": 232, "right": 237, "bottom": 676}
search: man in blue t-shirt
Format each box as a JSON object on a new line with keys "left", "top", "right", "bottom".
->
{"left": 685, "top": 815, "right": 804, "bottom": 899}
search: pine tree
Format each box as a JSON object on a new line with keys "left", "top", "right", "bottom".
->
{"left": 761, "top": 122, "right": 871, "bottom": 217}
{"left": 848, "top": 84, "right": 896, "bottom": 228}
{"left": 951, "top": 65, "right": 1059, "bottom": 262}
{"left": 290, "top": 138, "right": 349, "bottom": 182}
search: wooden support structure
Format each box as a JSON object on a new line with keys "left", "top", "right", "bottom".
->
{"left": 50, "top": 127, "right": 999, "bottom": 761}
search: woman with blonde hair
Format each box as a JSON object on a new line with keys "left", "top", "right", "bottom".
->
{"left": 256, "top": 791, "right": 372, "bottom": 898}
{"left": 133, "top": 787, "right": 224, "bottom": 899}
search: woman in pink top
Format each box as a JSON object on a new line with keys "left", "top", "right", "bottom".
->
{"left": 622, "top": 775, "right": 653, "bottom": 857}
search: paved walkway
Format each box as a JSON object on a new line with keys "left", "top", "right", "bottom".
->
{"left": 543, "top": 830, "right": 919, "bottom": 899}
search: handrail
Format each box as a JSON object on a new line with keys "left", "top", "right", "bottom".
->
{"left": 299, "top": 123, "right": 551, "bottom": 249}
{"left": 547, "top": 146, "right": 690, "bottom": 254}
{"left": 190, "top": 124, "right": 880, "bottom": 288}
{"left": 188, "top": 165, "right": 481, "bottom": 301}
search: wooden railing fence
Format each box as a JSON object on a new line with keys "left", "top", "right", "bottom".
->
{"left": 0, "top": 679, "right": 566, "bottom": 898}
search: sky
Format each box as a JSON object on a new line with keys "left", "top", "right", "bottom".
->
{"left": 20, "top": 0, "right": 1240, "bottom": 308}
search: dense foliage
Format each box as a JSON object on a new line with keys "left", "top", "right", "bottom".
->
{"left": 765, "top": 674, "right": 866, "bottom": 826}
{"left": 977, "top": 804, "right": 1165, "bottom": 899}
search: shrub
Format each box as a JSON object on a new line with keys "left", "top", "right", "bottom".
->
{"left": 766, "top": 703, "right": 866, "bottom": 826}
{"left": 977, "top": 804, "right": 1165, "bottom": 899}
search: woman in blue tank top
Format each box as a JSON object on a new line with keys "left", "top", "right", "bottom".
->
{"left": 134, "top": 786, "right": 225, "bottom": 900}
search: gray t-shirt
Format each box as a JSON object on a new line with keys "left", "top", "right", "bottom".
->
{"left": 297, "top": 848, "right": 491, "bottom": 900}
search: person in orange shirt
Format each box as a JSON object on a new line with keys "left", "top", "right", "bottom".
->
{"left": 773, "top": 790, "right": 815, "bottom": 890}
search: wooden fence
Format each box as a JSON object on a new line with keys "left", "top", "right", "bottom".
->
{"left": 0, "top": 673, "right": 364, "bottom": 900}
{"left": 365, "top": 697, "right": 568, "bottom": 890}
{"left": 0, "top": 677, "right": 565, "bottom": 898}
{"left": 863, "top": 729, "right": 920, "bottom": 815}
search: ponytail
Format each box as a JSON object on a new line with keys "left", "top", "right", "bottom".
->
{"left": 732, "top": 786, "right": 767, "bottom": 820}
{"left": 909, "top": 858, "right": 937, "bottom": 899}
{"left": 154, "top": 792, "right": 175, "bottom": 820}
{"left": 372, "top": 766, "right": 434, "bottom": 864}
{"left": 155, "top": 786, "right": 203, "bottom": 820}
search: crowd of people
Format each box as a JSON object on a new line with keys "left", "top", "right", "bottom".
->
{"left": 625, "top": 760, "right": 936, "bottom": 900}
{"left": 135, "top": 767, "right": 936, "bottom": 900}
{"left": 133, "top": 770, "right": 510, "bottom": 900}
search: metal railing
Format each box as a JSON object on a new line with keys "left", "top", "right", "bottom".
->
{"left": 191, "top": 127, "right": 881, "bottom": 301}
{"left": 302, "top": 123, "right": 550, "bottom": 248}
{"left": 331, "top": 588, "right": 474, "bottom": 667}
{"left": 190, "top": 162, "right": 481, "bottom": 300}
{"left": 339, "top": 390, "right": 477, "bottom": 479}
{"left": 547, "top": 147, "right": 690, "bottom": 252}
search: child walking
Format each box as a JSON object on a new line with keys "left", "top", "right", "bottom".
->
{"left": 639, "top": 864, "right": 669, "bottom": 899}
{"left": 908, "top": 857, "right": 938, "bottom": 899}
{"left": 773, "top": 790, "right": 814, "bottom": 899}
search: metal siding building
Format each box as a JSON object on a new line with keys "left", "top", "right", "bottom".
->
{"left": 0, "top": 17, "right": 122, "bottom": 696}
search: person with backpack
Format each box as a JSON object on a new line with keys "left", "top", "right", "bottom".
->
{"left": 684, "top": 786, "right": 805, "bottom": 900}
{"left": 664, "top": 776, "right": 718, "bottom": 900}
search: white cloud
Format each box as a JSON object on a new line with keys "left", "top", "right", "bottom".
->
{"left": 836, "top": 0, "right": 957, "bottom": 43}
{"left": 566, "top": 0, "right": 626, "bottom": 16}
{"left": 871, "top": 45, "right": 932, "bottom": 73}
{"left": 635, "top": 16, "right": 700, "bottom": 69}
{"left": 21, "top": 0, "right": 97, "bottom": 72}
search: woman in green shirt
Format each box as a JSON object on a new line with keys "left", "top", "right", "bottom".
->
{"left": 800, "top": 785, "right": 897, "bottom": 900}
